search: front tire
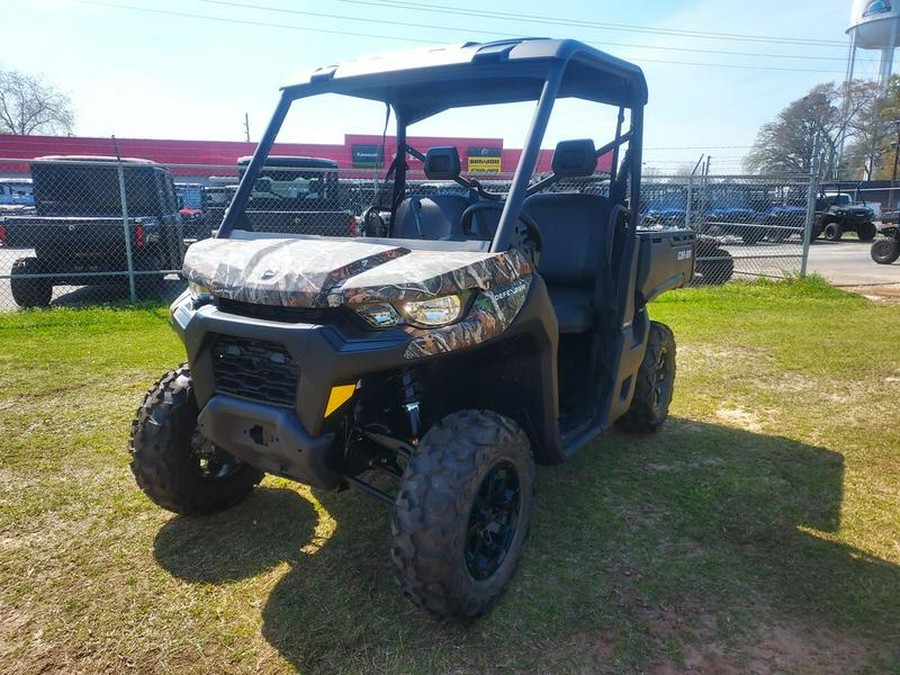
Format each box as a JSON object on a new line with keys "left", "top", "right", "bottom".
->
{"left": 390, "top": 410, "right": 535, "bottom": 620}
{"left": 10, "top": 257, "right": 52, "bottom": 308}
{"left": 871, "top": 238, "right": 900, "bottom": 264}
{"left": 617, "top": 321, "right": 676, "bottom": 433}
{"left": 130, "top": 366, "right": 264, "bottom": 515}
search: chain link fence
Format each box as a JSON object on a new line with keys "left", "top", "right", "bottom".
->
{"left": 642, "top": 172, "right": 818, "bottom": 284}
{"left": 0, "top": 155, "right": 834, "bottom": 310}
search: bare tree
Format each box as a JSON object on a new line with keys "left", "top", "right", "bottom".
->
{"left": 0, "top": 69, "right": 74, "bottom": 135}
{"left": 744, "top": 81, "right": 880, "bottom": 179}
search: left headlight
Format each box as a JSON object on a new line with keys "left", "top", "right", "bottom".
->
{"left": 401, "top": 294, "right": 464, "bottom": 328}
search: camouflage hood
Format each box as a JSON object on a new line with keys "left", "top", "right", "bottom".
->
{"left": 183, "top": 237, "right": 533, "bottom": 308}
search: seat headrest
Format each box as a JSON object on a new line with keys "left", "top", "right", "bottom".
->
{"left": 424, "top": 147, "right": 461, "bottom": 180}
{"left": 552, "top": 139, "right": 597, "bottom": 177}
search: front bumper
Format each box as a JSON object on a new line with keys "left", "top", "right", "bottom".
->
{"left": 171, "top": 292, "right": 412, "bottom": 488}
{"left": 197, "top": 395, "right": 337, "bottom": 487}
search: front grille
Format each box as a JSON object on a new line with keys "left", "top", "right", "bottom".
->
{"left": 211, "top": 336, "right": 299, "bottom": 408}
{"left": 217, "top": 298, "right": 335, "bottom": 324}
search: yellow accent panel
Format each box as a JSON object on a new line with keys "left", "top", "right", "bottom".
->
{"left": 324, "top": 384, "right": 356, "bottom": 417}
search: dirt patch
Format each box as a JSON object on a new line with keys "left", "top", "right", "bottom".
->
{"left": 715, "top": 407, "right": 763, "bottom": 432}
{"left": 846, "top": 283, "right": 900, "bottom": 302}
{"left": 644, "top": 611, "right": 885, "bottom": 674}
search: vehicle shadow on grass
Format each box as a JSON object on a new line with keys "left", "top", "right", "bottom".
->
{"left": 152, "top": 420, "right": 900, "bottom": 673}
{"left": 48, "top": 278, "right": 185, "bottom": 308}
{"left": 152, "top": 487, "right": 320, "bottom": 584}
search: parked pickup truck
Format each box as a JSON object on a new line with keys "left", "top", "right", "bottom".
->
{"left": 2, "top": 155, "right": 185, "bottom": 307}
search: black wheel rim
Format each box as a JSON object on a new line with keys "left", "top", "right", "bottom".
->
{"left": 465, "top": 460, "right": 521, "bottom": 581}
{"left": 190, "top": 429, "right": 242, "bottom": 480}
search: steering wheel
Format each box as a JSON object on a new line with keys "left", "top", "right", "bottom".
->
{"left": 459, "top": 201, "right": 543, "bottom": 251}
{"left": 361, "top": 206, "right": 387, "bottom": 237}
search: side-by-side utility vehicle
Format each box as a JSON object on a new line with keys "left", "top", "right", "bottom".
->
{"left": 130, "top": 39, "right": 695, "bottom": 620}
{"left": 3, "top": 156, "right": 185, "bottom": 307}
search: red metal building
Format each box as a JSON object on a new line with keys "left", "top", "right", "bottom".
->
{"left": 0, "top": 134, "right": 608, "bottom": 179}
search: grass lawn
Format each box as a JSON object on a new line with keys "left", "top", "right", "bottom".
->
{"left": 0, "top": 278, "right": 898, "bottom": 674}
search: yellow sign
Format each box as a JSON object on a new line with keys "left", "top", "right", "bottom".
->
{"left": 467, "top": 156, "right": 501, "bottom": 173}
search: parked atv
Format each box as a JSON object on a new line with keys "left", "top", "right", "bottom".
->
{"left": 814, "top": 192, "right": 876, "bottom": 242}
{"left": 129, "top": 39, "right": 695, "bottom": 620}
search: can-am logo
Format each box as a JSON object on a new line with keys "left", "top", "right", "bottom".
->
{"left": 864, "top": 0, "right": 892, "bottom": 17}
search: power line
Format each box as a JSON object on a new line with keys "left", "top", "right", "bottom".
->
{"left": 75, "top": 1, "right": 853, "bottom": 75}
{"left": 198, "top": 0, "right": 867, "bottom": 64}
{"left": 335, "top": 0, "right": 850, "bottom": 47}
{"left": 76, "top": 0, "right": 434, "bottom": 44}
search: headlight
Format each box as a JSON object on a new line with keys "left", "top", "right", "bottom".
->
{"left": 354, "top": 294, "right": 467, "bottom": 329}
{"left": 188, "top": 280, "right": 213, "bottom": 306}
{"left": 401, "top": 294, "right": 463, "bottom": 327}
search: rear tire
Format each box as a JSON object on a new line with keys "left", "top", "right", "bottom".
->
{"left": 871, "top": 238, "right": 900, "bottom": 264}
{"left": 10, "top": 257, "right": 52, "bottom": 308}
{"left": 130, "top": 365, "right": 264, "bottom": 515}
{"left": 390, "top": 410, "right": 535, "bottom": 620}
{"left": 617, "top": 321, "right": 676, "bottom": 433}
{"left": 857, "top": 222, "right": 877, "bottom": 242}
{"left": 823, "top": 222, "right": 843, "bottom": 241}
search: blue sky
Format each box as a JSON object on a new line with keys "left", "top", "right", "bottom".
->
{"left": 0, "top": 0, "right": 882, "bottom": 172}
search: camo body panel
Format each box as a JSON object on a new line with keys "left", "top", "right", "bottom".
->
{"left": 403, "top": 277, "right": 533, "bottom": 359}
{"left": 183, "top": 237, "right": 410, "bottom": 307}
{"left": 183, "top": 236, "right": 534, "bottom": 308}
{"left": 334, "top": 248, "right": 533, "bottom": 306}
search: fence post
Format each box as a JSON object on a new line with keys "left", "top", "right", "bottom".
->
{"left": 685, "top": 174, "right": 694, "bottom": 228}
{"left": 801, "top": 138, "right": 821, "bottom": 279}
{"left": 685, "top": 154, "right": 704, "bottom": 228}
{"left": 116, "top": 157, "right": 137, "bottom": 302}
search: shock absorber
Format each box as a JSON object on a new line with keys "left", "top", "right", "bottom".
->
{"left": 400, "top": 367, "right": 422, "bottom": 441}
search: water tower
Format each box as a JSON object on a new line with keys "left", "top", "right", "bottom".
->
{"left": 846, "top": 0, "right": 900, "bottom": 89}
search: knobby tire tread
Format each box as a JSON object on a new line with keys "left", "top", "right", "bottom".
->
{"left": 129, "top": 365, "right": 263, "bottom": 515}
{"left": 390, "top": 410, "right": 534, "bottom": 621}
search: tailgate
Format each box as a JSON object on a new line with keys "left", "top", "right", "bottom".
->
{"left": 2, "top": 216, "right": 134, "bottom": 251}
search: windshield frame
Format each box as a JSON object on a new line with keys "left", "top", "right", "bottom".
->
{"left": 217, "top": 41, "right": 645, "bottom": 255}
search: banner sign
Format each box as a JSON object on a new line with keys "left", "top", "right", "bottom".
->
{"left": 351, "top": 144, "right": 384, "bottom": 168}
{"left": 467, "top": 146, "right": 502, "bottom": 173}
